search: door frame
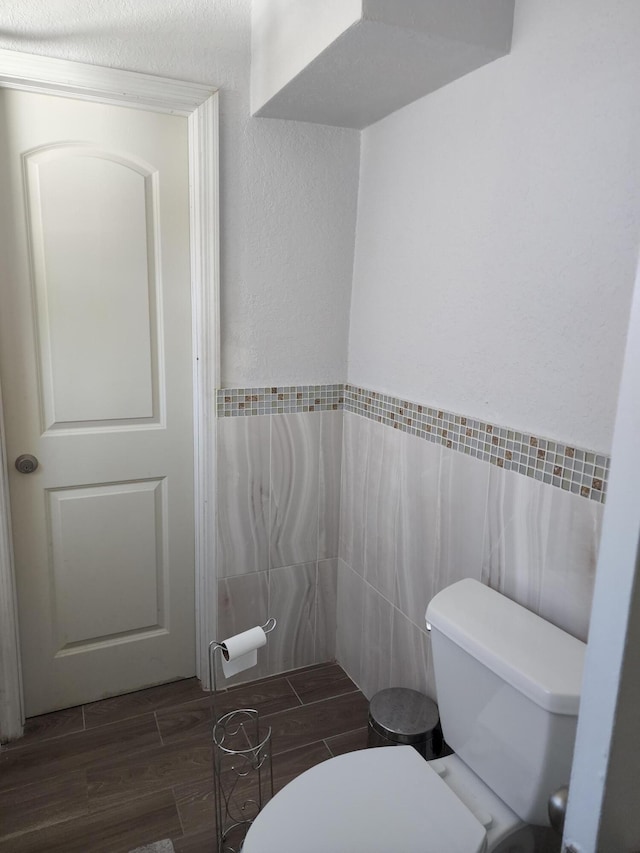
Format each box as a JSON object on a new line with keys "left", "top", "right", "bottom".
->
{"left": 0, "top": 49, "right": 219, "bottom": 741}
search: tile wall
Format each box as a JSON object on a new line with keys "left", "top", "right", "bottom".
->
{"left": 344, "top": 385, "right": 609, "bottom": 503}
{"left": 337, "top": 411, "right": 604, "bottom": 700}
{"left": 216, "top": 409, "right": 341, "bottom": 684}
{"left": 216, "top": 383, "right": 606, "bottom": 699}
{"left": 217, "top": 385, "right": 343, "bottom": 417}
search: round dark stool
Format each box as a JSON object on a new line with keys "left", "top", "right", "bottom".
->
{"left": 367, "top": 688, "right": 442, "bottom": 759}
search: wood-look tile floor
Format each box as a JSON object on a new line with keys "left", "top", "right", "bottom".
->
{"left": 0, "top": 663, "right": 369, "bottom": 853}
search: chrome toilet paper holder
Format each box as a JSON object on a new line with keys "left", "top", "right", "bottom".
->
{"left": 207, "top": 618, "right": 277, "bottom": 853}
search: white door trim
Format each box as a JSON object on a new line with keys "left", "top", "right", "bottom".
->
{"left": 0, "top": 49, "right": 219, "bottom": 741}
{"left": 0, "top": 383, "right": 24, "bottom": 741}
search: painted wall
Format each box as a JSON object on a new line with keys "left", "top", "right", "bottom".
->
{"left": 363, "top": 0, "right": 514, "bottom": 53}
{"left": 349, "top": 0, "right": 640, "bottom": 453}
{"left": 0, "top": 0, "right": 360, "bottom": 388}
{"left": 251, "top": 0, "right": 362, "bottom": 115}
{"left": 250, "top": 0, "right": 513, "bottom": 131}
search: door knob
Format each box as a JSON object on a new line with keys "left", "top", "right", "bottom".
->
{"left": 15, "top": 454, "right": 39, "bottom": 474}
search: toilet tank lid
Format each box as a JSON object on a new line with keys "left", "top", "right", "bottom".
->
{"left": 426, "top": 579, "right": 585, "bottom": 715}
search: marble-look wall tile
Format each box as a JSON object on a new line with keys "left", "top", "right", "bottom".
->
{"left": 217, "top": 572, "right": 269, "bottom": 685}
{"left": 361, "top": 422, "right": 402, "bottom": 603}
{"left": 316, "top": 559, "right": 338, "bottom": 663}
{"left": 218, "top": 560, "right": 338, "bottom": 687}
{"left": 336, "top": 559, "right": 366, "bottom": 690}
{"left": 216, "top": 404, "right": 603, "bottom": 696}
{"left": 395, "top": 433, "right": 442, "bottom": 628}
{"left": 339, "top": 412, "right": 371, "bottom": 575}
{"left": 539, "top": 485, "right": 603, "bottom": 642}
{"left": 435, "top": 448, "right": 490, "bottom": 595}
{"left": 267, "top": 563, "right": 316, "bottom": 673}
{"left": 217, "top": 411, "right": 340, "bottom": 685}
{"left": 390, "top": 608, "right": 434, "bottom": 701}
{"left": 336, "top": 412, "right": 604, "bottom": 706}
{"left": 483, "top": 465, "right": 603, "bottom": 641}
{"left": 483, "top": 466, "right": 549, "bottom": 614}
{"left": 217, "top": 416, "right": 270, "bottom": 577}
{"left": 270, "top": 414, "right": 320, "bottom": 569}
{"left": 319, "top": 411, "right": 343, "bottom": 560}
{"left": 359, "top": 582, "right": 393, "bottom": 700}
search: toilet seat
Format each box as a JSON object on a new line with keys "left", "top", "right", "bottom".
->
{"left": 242, "top": 746, "right": 487, "bottom": 853}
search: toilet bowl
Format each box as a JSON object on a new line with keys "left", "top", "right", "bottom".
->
{"left": 243, "top": 580, "right": 584, "bottom": 853}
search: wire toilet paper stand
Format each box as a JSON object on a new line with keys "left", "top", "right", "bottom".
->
{"left": 208, "top": 618, "right": 277, "bottom": 852}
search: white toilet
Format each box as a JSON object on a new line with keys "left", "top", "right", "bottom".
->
{"left": 243, "top": 578, "right": 585, "bottom": 852}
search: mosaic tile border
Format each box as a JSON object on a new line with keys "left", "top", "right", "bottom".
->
{"left": 344, "top": 384, "right": 609, "bottom": 504}
{"left": 217, "top": 384, "right": 344, "bottom": 417}
{"left": 216, "top": 383, "right": 610, "bottom": 503}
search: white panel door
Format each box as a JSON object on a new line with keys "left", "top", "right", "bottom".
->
{"left": 0, "top": 88, "right": 196, "bottom": 716}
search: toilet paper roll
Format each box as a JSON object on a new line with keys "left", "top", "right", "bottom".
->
{"left": 220, "top": 626, "right": 267, "bottom": 678}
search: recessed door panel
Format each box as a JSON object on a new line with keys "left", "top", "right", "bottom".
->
{"left": 24, "top": 146, "right": 162, "bottom": 431}
{"left": 48, "top": 479, "right": 167, "bottom": 652}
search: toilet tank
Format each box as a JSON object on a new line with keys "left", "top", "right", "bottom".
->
{"left": 426, "top": 579, "right": 585, "bottom": 826}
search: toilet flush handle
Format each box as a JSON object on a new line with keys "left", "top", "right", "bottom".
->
{"left": 548, "top": 785, "right": 569, "bottom": 836}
